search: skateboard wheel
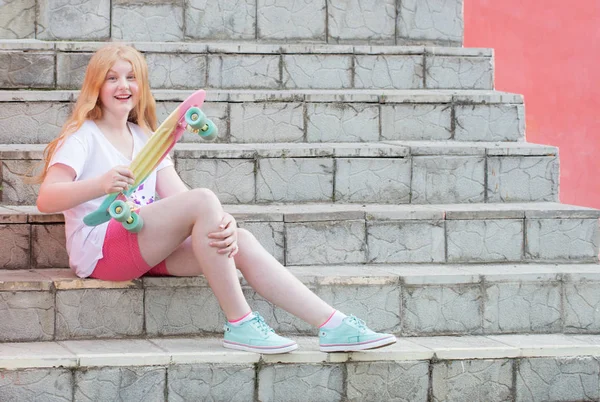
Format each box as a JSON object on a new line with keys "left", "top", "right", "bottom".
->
{"left": 185, "top": 107, "right": 206, "bottom": 130}
{"left": 123, "top": 212, "right": 143, "bottom": 233}
{"left": 199, "top": 119, "right": 218, "bottom": 141}
{"left": 109, "top": 200, "right": 131, "bottom": 222}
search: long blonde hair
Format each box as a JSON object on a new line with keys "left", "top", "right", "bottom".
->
{"left": 33, "top": 44, "right": 157, "bottom": 183}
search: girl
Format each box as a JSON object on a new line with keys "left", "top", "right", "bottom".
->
{"left": 35, "top": 44, "right": 396, "bottom": 354}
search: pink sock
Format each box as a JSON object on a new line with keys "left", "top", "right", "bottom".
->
{"left": 228, "top": 311, "right": 254, "bottom": 327}
{"left": 319, "top": 310, "right": 347, "bottom": 329}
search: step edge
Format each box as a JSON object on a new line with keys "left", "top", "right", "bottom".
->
{"left": 1, "top": 334, "right": 599, "bottom": 370}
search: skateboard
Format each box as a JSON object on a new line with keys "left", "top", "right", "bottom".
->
{"left": 83, "top": 89, "right": 216, "bottom": 232}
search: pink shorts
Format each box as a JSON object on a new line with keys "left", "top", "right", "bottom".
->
{"left": 90, "top": 218, "right": 170, "bottom": 281}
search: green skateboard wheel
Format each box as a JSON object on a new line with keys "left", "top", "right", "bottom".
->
{"left": 185, "top": 107, "right": 206, "bottom": 130}
{"left": 109, "top": 200, "right": 131, "bottom": 222}
{"left": 123, "top": 212, "right": 144, "bottom": 233}
{"left": 199, "top": 119, "right": 218, "bottom": 141}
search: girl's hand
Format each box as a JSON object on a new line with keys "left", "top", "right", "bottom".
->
{"left": 208, "top": 213, "right": 239, "bottom": 258}
{"left": 99, "top": 166, "right": 135, "bottom": 194}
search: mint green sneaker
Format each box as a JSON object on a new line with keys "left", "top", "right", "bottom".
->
{"left": 319, "top": 315, "right": 397, "bottom": 352}
{"left": 223, "top": 313, "right": 298, "bottom": 354}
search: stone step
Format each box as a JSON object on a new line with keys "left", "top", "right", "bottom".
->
{"left": 1, "top": 264, "right": 600, "bottom": 344}
{"left": 0, "top": 89, "right": 525, "bottom": 145}
{"left": 1, "top": 334, "right": 600, "bottom": 401}
{"left": 1, "top": 141, "right": 556, "bottom": 205}
{"left": 2, "top": 0, "right": 464, "bottom": 45}
{"left": 1, "top": 40, "right": 492, "bottom": 91}
{"left": 1, "top": 203, "right": 598, "bottom": 272}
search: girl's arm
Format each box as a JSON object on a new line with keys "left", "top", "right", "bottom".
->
{"left": 156, "top": 165, "right": 189, "bottom": 199}
{"left": 37, "top": 163, "right": 134, "bottom": 213}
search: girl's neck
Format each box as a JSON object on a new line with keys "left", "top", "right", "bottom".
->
{"left": 95, "top": 113, "right": 130, "bottom": 136}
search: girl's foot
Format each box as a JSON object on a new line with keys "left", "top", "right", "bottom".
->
{"left": 223, "top": 312, "right": 298, "bottom": 354}
{"left": 319, "top": 315, "right": 396, "bottom": 352}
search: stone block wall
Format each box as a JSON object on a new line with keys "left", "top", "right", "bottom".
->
{"left": 0, "top": 0, "right": 464, "bottom": 45}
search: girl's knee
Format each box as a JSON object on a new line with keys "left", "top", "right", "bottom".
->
{"left": 187, "top": 188, "right": 221, "bottom": 211}
{"left": 237, "top": 227, "right": 257, "bottom": 247}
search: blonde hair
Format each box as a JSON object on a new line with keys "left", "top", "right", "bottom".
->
{"left": 33, "top": 43, "right": 157, "bottom": 183}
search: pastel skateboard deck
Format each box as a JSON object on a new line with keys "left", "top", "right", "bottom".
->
{"left": 83, "top": 89, "right": 215, "bottom": 229}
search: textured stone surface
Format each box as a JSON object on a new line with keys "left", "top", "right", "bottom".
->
{"left": 230, "top": 103, "right": 304, "bottom": 143}
{"left": 335, "top": 158, "right": 411, "bottom": 203}
{"left": 318, "top": 284, "right": 401, "bottom": 332}
{"left": 257, "top": 0, "right": 326, "bottom": 41}
{"left": 516, "top": 357, "right": 600, "bottom": 402}
{"left": 59, "top": 338, "right": 169, "bottom": 367}
{"left": 32, "top": 224, "right": 69, "bottom": 268}
{"left": 208, "top": 55, "right": 280, "bottom": 88}
{"left": 37, "top": 0, "right": 110, "bottom": 40}
{"left": 0, "top": 52, "right": 55, "bottom": 88}
{"left": 413, "top": 335, "right": 519, "bottom": 360}
{"left": 0, "top": 291, "right": 54, "bottom": 341}
{"left": 283, "top": 55, "right": 352, "bottom": 89}
{"left": 242, "top": 288, "right": 314, "bottom": 333}
{"left": 328, "top": 0, "right": 395, "bottom": 44}
{"left": 432, "top": 359, "right": 513, "bottom": 402}
{"left": 411, "top": 156, "right": 485, "bottom": 203}
{"left": 484, "top": 282, "right": 562, "bottom": 333}
{"left": 186, "top": 0, "right": 256, "bottom": 40}
{"left": 402, "top": 285, "right": 482, "bottom": 335}
{"left": 354, "top": 56, "right": 424, "bottom": 89}
{"left": 455, "top": 104, "right": 525, "bottom": 142}
{"left": 0, "top": 369, "right": 72, "bottom": 401}
{"left": 367, "top": 221, "right": 445, "bottom": 263}
{"left": 0, "top": 0, "right": 35, "bottom": 39}
{"left": 237, "top": 221, "right": 285, "bottom": 264}
{"left": 426, "top": 56, "right": 493, "bottom": 89}
{"left": 447, "top": 219, "right": 523, "bottom": 262}
{"left": 564, "top": 280, "right": 600, "bottom": 333}
{"left": 145, "top": 286, "right": 225, "bottom": 336}
{"left": 398, "top": 0, "right": 463, "bottom": 45}
{"left": 2, "top": 159, "right": 41, "bottom": 205}
{"left": 347, "top": 361, "right": 429, "bottom": 402}
{"left": 56, "top": 289, "right": 144, "bottom": 339}
{"left": 112, "top": 3, "right": 183, "bottom": 41}
{"left": 177, "top": 159, "right": 255, "bottom": 204}
{"left": 488, "top": 156, "right": 559, "bottom": 202}
{"left": 75, "top": 366, "right": 165, "bottom": 402}
{"left": 381, "top": 104, "right": 451, "bottom": 141}
{"left": 306, "top": 103, "right": 379, "bottom": 142}
{"left": 257, "top": 158, "right": 334, "bottom": 202}
{"left": 56, "top": 53, "right": 91, "bottom": 89}
{"left": 258, "top": 364, "right": 344, "bottom": 402}
{"left": 0, "top": 102, "right": 71, "bottom": 144}
{"left": 168, "top": 364, "right": 255, "bottom": 402}
{"left": 0, "top": 224, "right": 30, "bottom": 269}
{"left": 525, "top": 219, "right": 599, "bottom": 261}
{"left": 146, "top": 53, "right": 206, "bottom": 89}
{"left": 286, "top": 220, "right": 366, "bottom": 265}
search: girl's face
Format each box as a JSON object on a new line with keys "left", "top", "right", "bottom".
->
{"left": 99, "top": 59, "right": 139, "bottom": 119}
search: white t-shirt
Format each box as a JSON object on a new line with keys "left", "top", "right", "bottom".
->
{"left": 49, "top": 120, "right": 173, "bottom": 278}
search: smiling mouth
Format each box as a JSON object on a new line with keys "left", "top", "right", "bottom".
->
{"left": 115, "top": 95, "right": 132, "bottom": 100}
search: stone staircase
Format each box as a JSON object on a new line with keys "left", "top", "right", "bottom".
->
{"left": 1, "top": 1, "right": 599, "bottom": 401}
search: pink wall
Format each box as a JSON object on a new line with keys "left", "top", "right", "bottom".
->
{"left": 464, "top": 0, "right": 600, "bottom": 208}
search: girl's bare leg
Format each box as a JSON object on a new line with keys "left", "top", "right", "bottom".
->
{"left": 136, "top": 188, "right": 250, "bottom": 320}
{"left": 233, "top": 228, "right": 334, "bottom": 328}
{"left": 135, "top": 189, "right": 334, "bottom": 327}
